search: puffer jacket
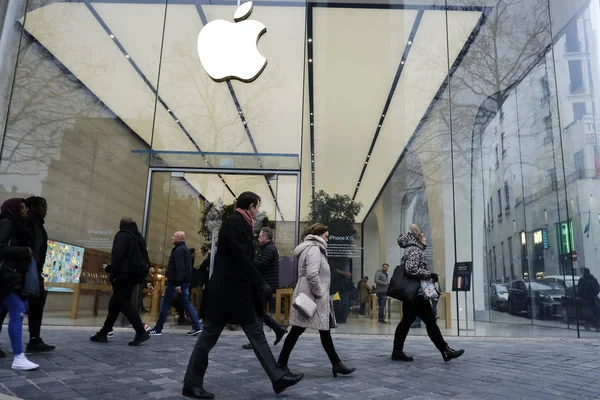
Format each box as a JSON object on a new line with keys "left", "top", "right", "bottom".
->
{"left": 254, "top": 241, "right": 279, "bottom": 290}
{"left": 397, "top": 231, "right": 432, "bottom": 280}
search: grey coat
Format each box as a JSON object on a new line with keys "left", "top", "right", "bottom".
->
{"left": 374, "top": 269, "right": 389, "bottom": 294}
{"left": 289, "top": 235, "right": 336, "bottom": 331}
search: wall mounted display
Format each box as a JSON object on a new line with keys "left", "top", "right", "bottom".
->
{"left": 43, "top": 240, "right": 85, "bottom": 292}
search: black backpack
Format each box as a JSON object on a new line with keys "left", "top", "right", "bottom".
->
{"left": 123, "top": 231, "right": 150, "bottom": 284}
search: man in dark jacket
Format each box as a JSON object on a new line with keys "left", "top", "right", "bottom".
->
{"left": 90, "top": 218, "right": 150, "bottom": 346}
{"left": 242, "top": 227, "right": 287, "bottom": 350}
{"left": 182, "top": 192, "right": 303, "bottom": 399}
{"left": 149, "top": 231, "right": 202, "bottom": 336}
{"left": 578, "top": 267, "right": 600, "bottom": 331}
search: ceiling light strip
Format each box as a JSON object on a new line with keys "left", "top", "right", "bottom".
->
{"left": 195, "top": 3, "right": 285, "bottom": 220}
{"left": 361, "top": 9, "right": 491, "bottom": 220}
{"left": 307, "top": 3, "right": 316, "bottom": 202}
{"left": 352, "top": 9, "right": 424, "bottom": 200}
{"left": 84, "top": 1, "right": 237, "bottom": 198}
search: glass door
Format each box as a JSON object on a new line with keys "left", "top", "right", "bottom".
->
{"left": 140, "top": 170, "right": 299, "bottom": 329}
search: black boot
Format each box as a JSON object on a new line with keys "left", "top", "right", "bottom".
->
{"left": 273, "top": 373, "right": 304, "bottom": 394}
{"left": 441, "top": 345, "right": 464, "bottom": 362}
{"left": 90, "top": 332, "right": 108, "bottom": 343}
{"left": 274, "top": 328, "right": 288, "bottom": 346}
{"left": 391, "top": 351, "right": 414, "bottom": 362}
{"left": 182, "top": 384, "right": 214, "bottom": 399}
{"left": 332, "top": 362, "right": 355, "bottom": 378}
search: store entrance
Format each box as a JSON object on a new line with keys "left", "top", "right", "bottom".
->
{"left": 139, "top": 168, "right": 300, "bottom": 327}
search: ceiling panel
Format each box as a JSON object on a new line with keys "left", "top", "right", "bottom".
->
{"left": 354, "top": 9, "right": 482, "bottom": 221}
{"left": 312, "top": 8, "right": 417, "bottom": 196}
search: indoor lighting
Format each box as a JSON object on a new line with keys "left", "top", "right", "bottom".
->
{"left": 401, "top": 61, "right": 405, "bottom": 64}
{"left": 167, "top": 109, "right": 171, "bottom": 112}
{"left": 308, "top": 38, "right": 312, "bottom": 42}
{"left": 408, "top": 40, "right": 412, "bottom": 45}
{"left": 176, "top": 120, "right": 180, "bottom": 123}
{"left": 125, "top": 54, "right": 130, "bottom": 58}
{"left": 309, "top": 59, "right": 313, "bottom": 62}
{"left": 109, "top": 34, "right": 115, "bottom": 39}
{"left": 382, "top": 114, "right": 385, "bottom": 117}
{"left": 378, "top": 125, "right": 381, "bottom": 127}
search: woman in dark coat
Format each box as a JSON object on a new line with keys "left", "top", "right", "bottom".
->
{"left": 0, "top": 198, "right": 39, "bottom": 370}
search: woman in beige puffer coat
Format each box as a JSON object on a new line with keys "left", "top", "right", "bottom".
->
{"left": 277, "top": 223, "right": 355, "bottom": 378}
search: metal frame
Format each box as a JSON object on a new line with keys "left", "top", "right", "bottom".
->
{"left": 141, "top": 166, "right": 302, "bottom": 250}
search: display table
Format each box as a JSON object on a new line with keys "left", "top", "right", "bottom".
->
{"left": 45, "top": 282, "right": 112, "bottom": 319}
{"left": 274, "top": 288, "right": 293, "bottom": 324}
{"left": 369, "top": 294, "right": 392, "bottom": 320}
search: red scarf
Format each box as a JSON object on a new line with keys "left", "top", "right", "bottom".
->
{"left": 236, "top": 208, "right": 255, "bottom": 231}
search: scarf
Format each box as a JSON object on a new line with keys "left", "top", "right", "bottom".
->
{"left": 236, "top": 208, "right": 255, "bottom": 231}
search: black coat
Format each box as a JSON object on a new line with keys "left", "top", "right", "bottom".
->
{"left": 167, "top": 241, "right": 193, "bottom": 286}
{"left": 0, "top": 216, "right": 32, "bottom": 300}
{"left": 28, "top": 218, "right": 48, "bottom": 273}
{"left": 108, "top": 221, "right": 147, "bottom": 281}
{"left": 204, "top": 211, "right": 267, "bottom": 325}
{"left": 254, "top": 241, "right": 279, "bottom": 290}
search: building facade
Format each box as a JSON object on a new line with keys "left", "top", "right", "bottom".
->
{"left": 0, "top": 0, "right": 599, "bottom": 337}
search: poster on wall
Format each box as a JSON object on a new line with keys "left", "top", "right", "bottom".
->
{"left": 43, "top": 240, "right": 85, "bottom": 292}
{"left": 452, "top": 261, "right": 472, "bottom": 291}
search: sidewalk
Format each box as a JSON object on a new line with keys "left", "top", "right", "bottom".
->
{"left": 0, "top": 326, "right": 599, "bottom": 399}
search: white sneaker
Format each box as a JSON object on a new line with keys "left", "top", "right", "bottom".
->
{"left": 107, "top": 331, "right": 114, "bottom": 338}
{"left": 12, "top": 353, "right": 39, "bottom": 371}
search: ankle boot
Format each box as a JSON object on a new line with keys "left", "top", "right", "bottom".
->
{"left": 332, "top": 362, "right": 355, "bottom": 378}
{"left": 441, "top": 345, "right": 464, "bottom": 362}
{"left": 391, "top": 351, "right": 414, "bottom": 362}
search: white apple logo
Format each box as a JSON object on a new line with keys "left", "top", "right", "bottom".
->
{"left": 197, "top": 2, "right": 267, "bottom": 82}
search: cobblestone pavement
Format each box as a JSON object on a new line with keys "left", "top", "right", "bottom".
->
{"left": 0, "top": 327, "right": 599, "bottom": 399}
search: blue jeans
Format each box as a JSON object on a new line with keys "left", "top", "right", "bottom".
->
{"left": 2, "top": 293, "right": 25, "bottom": 355}
{"left": 377, "top": 293, "right": 387, "bottom": 321}
{"left": 156, "top": 284, "right": 201, "bottom": 331}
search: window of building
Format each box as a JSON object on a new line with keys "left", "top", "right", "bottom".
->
{"left": 497, "top": 189, "right": 502, "bottom": 220}
{"left": 507, "top": 237, "right": 514, "bottom": 280}
{"left": 544, "top": 115, "right": 552, "bottom": 140}
{"left": 501, "top": 132, "right": 506, "bottom": 157}
{"left": 565, "top": 20, "right": 581, "bottom": 53}
{"left": 575, "top": 150, "right": 585, "bottom": 179}
{"left": 540, "top": 76, "right": 550, "bottom": 103}
{"left": 504, "top": 181, "right": 510, "bottom": 211}
{"left": 568, "top": 60, "right": 584, "bottom": 94}
{"left": 548, "top": 168, "right": 557, "bottom": 190}
{"left": 572, "top": 102, "right": 586, "bottom": 121}
{"left": 495, "top": 145, "right": 499, "bottom": 169}
{"left": 556, "top": 220, "right": 575, "bottom": 255}
{"left": 501, "top": 241, "right": 506, "bottom": 280}
{"left": 493, "top": 246, "right": 497, "bottom": 282}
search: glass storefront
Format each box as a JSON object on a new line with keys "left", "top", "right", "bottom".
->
{"left": 1, "top": 0, "right": 599, "bottom": 338}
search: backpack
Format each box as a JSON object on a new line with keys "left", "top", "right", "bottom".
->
{"left": 123, "top": 231, "right": 150, "bottom": 284}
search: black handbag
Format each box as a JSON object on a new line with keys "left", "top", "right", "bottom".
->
{"left": 387, "top": 262, "right": 419, "bottom": 302}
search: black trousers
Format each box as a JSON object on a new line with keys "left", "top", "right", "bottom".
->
{"left": 0, "top": 277, "right": 47, "bottom": 340}
{"left": 184, "top": 316, "right": 285, "bottom": 388}
{"left": 100, "top": 281, "right": 145, "bottom": 335}
{"left": 278, "top": 326, "right": 341, "bottom": 367}
{"left": 393, "top": 297, "right": 446, "bottom": 352}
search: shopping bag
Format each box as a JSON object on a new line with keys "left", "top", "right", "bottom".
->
{"left": 22, "top": 258, "right": 40, "bottom": 298}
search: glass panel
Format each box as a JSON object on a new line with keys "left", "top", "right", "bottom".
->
{"left": 0, "top": 1, "right": 167, "bottom": 326}
{"left": 143, "top": 171, "right": 298, "bottom": 328}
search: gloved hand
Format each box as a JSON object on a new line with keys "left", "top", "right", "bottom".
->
{"left": 261, "top": 283, "right": 273, "bottom": 298}
{"left": 430, "top": 272, "right": 439, "bottom": 282}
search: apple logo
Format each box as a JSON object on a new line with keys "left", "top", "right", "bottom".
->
{"left": 197, "top": 2, "right": 267, "bottom": 82}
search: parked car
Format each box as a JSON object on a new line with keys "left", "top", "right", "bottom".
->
{"left": 490, "top": 283, "right": 509, "bottom": 311}
{"left": 507, "top": 280, "right": 564, "bottom": 319}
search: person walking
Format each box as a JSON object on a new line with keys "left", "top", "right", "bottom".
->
{"left": 90, "top": 217, "right": 151, "bottom": 346}
{"left": 577, "top": 267, "right": 600, "bottom": 331}
{"left": 242, "top": 227, "right": 287, "bottom": 349}
{"left": 277, "top": 223, "right": 355, "bottom": 379}
{"left": 0, "top": 198, "right": 39, "bottom": 370}
{"left": 374, "top": 264, "right": 390, "bottom": 323}
{"left": 358, "top": 276, "right": 370, "bottom": 316}
{"left": 392, "top": 224, "right": 464, "bottom": 362}
{"left": 149, "top": 231, "right": 202, "bottom": 336}
{"left": 23, "top": 196, "right": 55, "bottom": 353}
{"left": 182, "top": 192, "right": 303, "bottom": 399}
